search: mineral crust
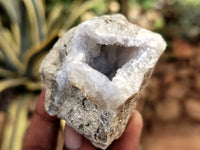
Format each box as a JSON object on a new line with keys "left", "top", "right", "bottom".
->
{"left": 39, "top": 14, "right": 166, "bottom": 149}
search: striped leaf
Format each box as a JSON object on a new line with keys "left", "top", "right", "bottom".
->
{"left": 1, "top": 95, "right": 29, "bottom": 150}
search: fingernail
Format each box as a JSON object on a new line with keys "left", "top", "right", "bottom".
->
{"left": 65, "top": 125, "right": 82, "bottom": 150}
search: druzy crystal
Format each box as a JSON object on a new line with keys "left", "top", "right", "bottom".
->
{"left": 40, "top": 14, "right": 166, "bottom": 149}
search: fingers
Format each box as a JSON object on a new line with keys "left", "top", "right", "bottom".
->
{"left": 63, "top": 125, "right": 96, "bottom": 150}
{"left": 109, "top": 110, "right": 143, "bottom": 150}
{"left": 23, "top": 90, "right": 60, "bottom": 150}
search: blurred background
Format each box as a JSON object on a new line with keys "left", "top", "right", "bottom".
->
{"left": 0, "top": 0, "right": 200, "bottom": 150}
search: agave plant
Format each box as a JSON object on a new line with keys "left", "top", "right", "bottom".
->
{"left": 0, "top": 0, "right": 105, "bottom": 92}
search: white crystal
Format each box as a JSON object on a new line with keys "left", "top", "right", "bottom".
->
{"left": 40, "top": 14, "right": 166, "bottom": 149}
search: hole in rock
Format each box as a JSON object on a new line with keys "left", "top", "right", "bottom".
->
{"left": 88, "top": 43, "right": 139, "bottom": 80}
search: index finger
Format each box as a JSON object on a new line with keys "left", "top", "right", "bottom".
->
{"left": 23, "top": 90, "right": 60, "bottom": 150}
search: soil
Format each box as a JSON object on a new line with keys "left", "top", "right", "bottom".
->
{"left": 138, "top": 39, "right": 200, "bottom": 150}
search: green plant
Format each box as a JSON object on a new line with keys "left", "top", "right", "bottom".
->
{"left": 129, "top": 0, "right": 160, "bottom": 11}
{"left": 159, "top": 0, "right": 200, "bottom": 40}
{"left": 1, "top": 94, "right": 30, "bottom": 150}
{"left": 0, "top": 0, "right": 105, "bottom": 92}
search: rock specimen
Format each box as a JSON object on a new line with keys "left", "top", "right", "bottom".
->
{"left": 39, "top": 14, "right": 166, "bottom": 149}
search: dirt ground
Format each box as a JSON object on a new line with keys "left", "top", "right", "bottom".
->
{"left": 138, "top": 40, "right": 200, "bottom": 150}
{"left": 141, "top": 120, "right": 200, "bottom": 150}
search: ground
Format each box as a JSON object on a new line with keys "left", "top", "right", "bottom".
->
{"left": 138, "top": 40, "right": 200, "bottom": 150}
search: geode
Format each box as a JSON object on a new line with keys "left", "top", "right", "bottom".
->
{"left": 39, "top": 14, "right": 166, "bottom": 149}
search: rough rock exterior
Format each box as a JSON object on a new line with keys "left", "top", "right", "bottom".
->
{"left": 39, "top": 14, "right": 166, "bottom": 149}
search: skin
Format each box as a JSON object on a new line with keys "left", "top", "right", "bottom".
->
{"left": 23, "top": 90, "right": 143, "bottom": 150}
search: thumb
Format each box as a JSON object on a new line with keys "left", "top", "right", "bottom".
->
{"left": 109, "top": 110, "right": 143, "bottom": 150}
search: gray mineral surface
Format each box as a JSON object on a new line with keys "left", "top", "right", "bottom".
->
{"left": 39, "top": 14, "right": 166, "bottom": 149}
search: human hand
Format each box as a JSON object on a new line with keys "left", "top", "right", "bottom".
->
{"left": 23, "top": 90, "right": 143, "bottom": 150}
